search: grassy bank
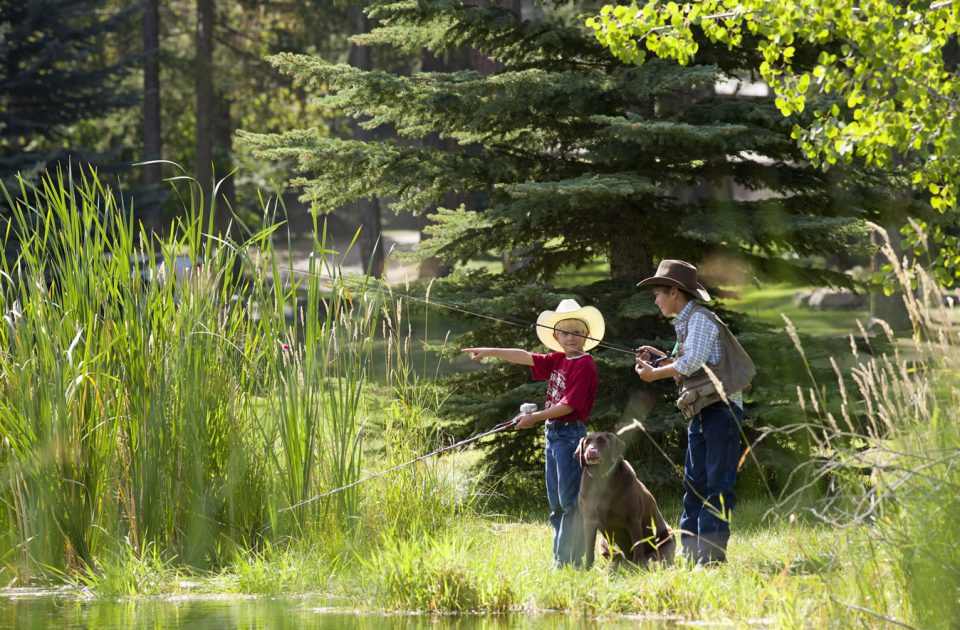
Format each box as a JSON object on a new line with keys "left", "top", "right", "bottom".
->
{"left": 65, "top": 496, "right": 899, "bottom": 626}
{"left": 726, "top": 282, "right": 870, "bottom": 337}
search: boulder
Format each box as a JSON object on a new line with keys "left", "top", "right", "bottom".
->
{"left": 793, "top": 290, "right": 813, "bottom": 308}
{"left": 807, "top": 288, "right": 865, "bottom": 310}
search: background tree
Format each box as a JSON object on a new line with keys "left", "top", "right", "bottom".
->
{"left": 413, "top": 0, "right": 514, "bottom": 278}
{"left": 174, "top": 0, "right": 410, "bottom": 236}
{"left": 14, "top": 1, "right": 364, "bottom": 233}
{"left": 240, "top": 0, "right": 909, "bottom": 492}
{"left": 142, "top": 0, "right": 163, "bottom": 234}
{"left": 0, "top": 0, "right": 137, "bottom": 185}
{"left": 0, "top": 1, "right": 411, "bottom": 240}
{"left": 348, "top": 4, "right": 385, "bottom": 276}
{"left": 194, "top": 0, "right": 237, "bottom": 234}
{"left": 589, "top": 0, "right": 959, "bottom": 284}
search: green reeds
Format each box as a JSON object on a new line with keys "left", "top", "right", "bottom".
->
{"left": 248, "top": 216, "right": 381, "bottom": 534}
{"left": 0, "top": 166, "right": 431, "bottom": 581}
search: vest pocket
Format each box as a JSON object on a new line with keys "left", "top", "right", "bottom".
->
{"left": 676, "top": 376, "right": 722, "bottom": 419}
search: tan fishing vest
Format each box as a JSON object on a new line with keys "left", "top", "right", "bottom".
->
{"left": 675, "top": 304, "right": 756, "bottom": 419}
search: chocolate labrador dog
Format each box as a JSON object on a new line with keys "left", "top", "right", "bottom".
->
{"left": 575, "top": 431, "right": 675, "bottom": 567}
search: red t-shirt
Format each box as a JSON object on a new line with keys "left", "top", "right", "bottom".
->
{"left": 530, "top": 352, "right": 598, "bottom": 422}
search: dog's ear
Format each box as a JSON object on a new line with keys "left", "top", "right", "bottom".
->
{"left": 612, "top": 434, "right": 626, "bottom": 461}
{"left": 574, "top": 437, "right": 586, "bottom": 466}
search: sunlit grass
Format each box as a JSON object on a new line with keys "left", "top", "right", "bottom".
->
{"left": 80, "top": 495, "right": 883, "bottom": 625}
{"left": 553, "top": 257, "right": 610, "bottom": 288}
{"left": 726, "top": 282, "right": 869, "bottom": 337}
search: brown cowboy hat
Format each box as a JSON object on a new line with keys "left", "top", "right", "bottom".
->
{"left": 636, "top": 259, "right": 711, "bottom": 301}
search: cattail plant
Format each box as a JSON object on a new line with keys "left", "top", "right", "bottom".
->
{"left": 0, "top": 167, "right": 394, "bottom": 577}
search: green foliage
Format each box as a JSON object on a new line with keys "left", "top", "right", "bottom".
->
{"left": 231, "top": 540, "right": 342, "bottom": 595}
{"left": 72, "top": 543, "right": 177, "bottom": 598}
{"left": 36, "top": 493, "right": 951, "bottom": 626}
{"left": 242, "top": 0, "right": 900, "bottom": 284}
{"left": 0, "top": 167, "right": 478, "bottom": 581}
{"left": 0, "top": 0, "right": 137, "bottom": 182}
{"left": 589, "top": 0, "right": 960, "bottom": 281}
{"left": 361, "top": 535, "right": 487, "bottom": 612}
{"left": 240, "top": 0, "right": 904, "bottom": 492}
{"left": 763, "top": 233, "right": 960, "bottom": 627}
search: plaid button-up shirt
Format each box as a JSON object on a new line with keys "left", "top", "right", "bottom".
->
{"left": 672, "top": 301, "right": 743, "bottom": 408}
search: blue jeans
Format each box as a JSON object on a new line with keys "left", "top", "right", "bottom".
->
{"left": 680, "top": 401, "right": 743, "bottom": 564}
{"left": 545, "top": 423, "right": 587, "bottom": 566}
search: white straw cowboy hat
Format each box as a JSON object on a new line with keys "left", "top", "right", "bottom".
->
{"left": 637, "top": 259, "right": 711, "bottom": 301}
{"left": 536, "top": 299, "right": 605, "bottom": 352}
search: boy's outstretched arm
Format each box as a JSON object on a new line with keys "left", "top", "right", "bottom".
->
{"left": 462, "top": 347, "right": 534, "bottom": 366}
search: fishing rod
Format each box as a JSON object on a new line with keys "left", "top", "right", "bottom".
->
{"left": 282, "top": 415, "right": 523, "bottom": 511}
{"left": 279, "top": 264, "right": 640, "bottom": 356}
{"left": 270, "top": 266, "right": 652, "bottom": 511}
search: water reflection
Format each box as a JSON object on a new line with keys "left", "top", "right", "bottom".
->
{"left": 0, "top": 592, "right": 678, "bottom": 629}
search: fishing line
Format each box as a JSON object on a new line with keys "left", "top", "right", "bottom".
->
{"left": 270, "top": 265, "right": 639, "bottom": 511}
{"left": 282, "top": 418, "right": 520, "bottom": 511}
{"left": 277, "top": 265, "right": 639, "bottom": 356}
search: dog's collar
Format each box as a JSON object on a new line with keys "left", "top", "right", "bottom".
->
{"left": 585, "top": 458, "right": 620, "bottom": 479}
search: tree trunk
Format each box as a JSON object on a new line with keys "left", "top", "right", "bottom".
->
{"left": 870, "top": 226, "right": 911, "bottom": 330}
{"left": 142, "top": 0, "right": 162, "bottom": 237}
{"left": 195, "top": 0, "right": 215, "bottom": 230}
{"left": 609, "top": 223, "right": 654, "bottom": 281}
{"left": 348, "top": 4, "right": 384, "bottom": 277}
{"left": 417, "top": 0, "right": 520, "bottom": 278}
{"left": 870, "top": 155, "right": 912, "bottom": 331}
{"left": 214, "top": 92, "right": 237, "bottom": 235}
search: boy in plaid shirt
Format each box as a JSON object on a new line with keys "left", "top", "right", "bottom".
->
{"left": 634, "top": 260, "right": 754, "bottom": 566}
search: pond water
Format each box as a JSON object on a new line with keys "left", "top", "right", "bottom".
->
{"left": 0, "top": 591, "right": 680, "bottom": 629}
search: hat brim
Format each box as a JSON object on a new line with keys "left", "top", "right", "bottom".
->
{"left": 636, "top": 277, "right": 711, "bottom": 302}
{"left": 536, "top": 305, "right": 605, "bottom": 352}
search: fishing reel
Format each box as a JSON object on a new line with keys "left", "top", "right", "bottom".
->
{"left": 503, "top": 403, "right": 538, "bottom": 429}
{"left": 642, "top": 355, "right": 667, "bottom": 368}
{"left": 635, "top": 347, "right": 667, "bottom": 368}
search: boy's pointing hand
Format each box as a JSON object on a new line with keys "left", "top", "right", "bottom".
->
{"left": 462, "top": 347, "right": 490, "bottom": 361}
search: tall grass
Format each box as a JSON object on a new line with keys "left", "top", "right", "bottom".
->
{"left": 243, "top": 217, "right": 381, "bottom": 536}
{"left": 0, "top": 166, "right": 467, "bottom": 584}
{"left": 781, "top": 223, "right": 960, "bottom": 628}
{"left": 367, "top": 288, "right": 489, "bottom": 533}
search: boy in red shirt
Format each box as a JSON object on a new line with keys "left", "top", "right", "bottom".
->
{"left": 463, "top": 299, "right": 603, "bottom": 567}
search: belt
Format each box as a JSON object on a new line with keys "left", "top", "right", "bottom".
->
{"left": 544, "top": 420, "right": 582, "bottom": 430}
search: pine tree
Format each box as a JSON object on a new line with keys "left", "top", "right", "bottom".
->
{"left": 240, "top": 0, "right": 908, "bottom": 491}
{"left": 0, "top": 0, "right": 136, "bottom": 183}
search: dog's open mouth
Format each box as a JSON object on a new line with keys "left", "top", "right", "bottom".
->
{"left": 583, "top": 447, "right": 600, "bottom": 465}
